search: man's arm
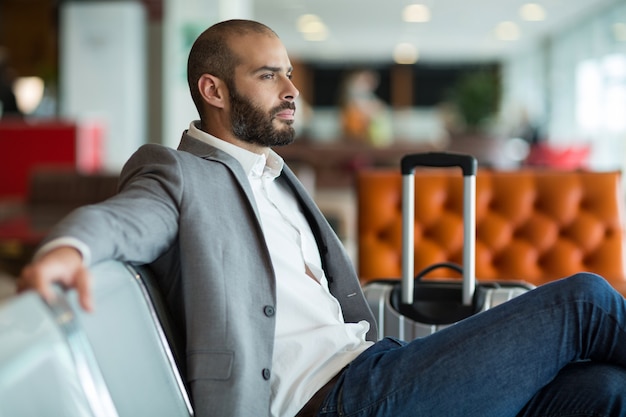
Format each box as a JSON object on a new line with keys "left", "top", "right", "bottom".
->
{"left": 18, "top": 144, "right": 185, "bottom": 312}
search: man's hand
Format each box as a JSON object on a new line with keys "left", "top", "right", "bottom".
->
{"left": 18, "top": 246, "right": 93, "bottom": 312}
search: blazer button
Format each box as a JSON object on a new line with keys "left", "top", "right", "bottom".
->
{"left": 262, "top": 368, "right": 271, "bottom": 380}
{"left": 263, "top": 305, "right": 275, "bottom": 317}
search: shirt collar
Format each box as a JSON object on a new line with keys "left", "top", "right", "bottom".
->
{"left": 187, "top": 121, "right": 284, "bottom": 179}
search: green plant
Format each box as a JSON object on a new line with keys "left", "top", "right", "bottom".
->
{"left": 448, "top": 69, "right": 500, "bottom": 131}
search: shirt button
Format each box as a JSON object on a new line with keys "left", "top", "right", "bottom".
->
{"left": 262, "top": 368, "right": 271, "bottom": 380}
{"left": 263, "top": 305, "right": 275, "bottom": 317}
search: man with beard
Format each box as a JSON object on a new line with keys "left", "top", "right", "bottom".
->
{"left": 18, "top": 19, "right": 626, "bottom": 417}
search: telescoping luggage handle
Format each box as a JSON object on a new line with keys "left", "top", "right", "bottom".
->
{"left": 401, "top": 152, "right": 478, "bottom": 306}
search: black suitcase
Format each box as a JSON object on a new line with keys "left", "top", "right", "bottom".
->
{"left": 362, "top": 152, "right": 533, "bottom": 341}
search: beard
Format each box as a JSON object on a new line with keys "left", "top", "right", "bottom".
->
{"left": 229, "top": 86, "right": 296, "bottom": 147}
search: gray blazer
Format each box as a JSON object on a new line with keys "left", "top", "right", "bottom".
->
{"left": 44, "top": 132, "right": 378, "bottom": 416}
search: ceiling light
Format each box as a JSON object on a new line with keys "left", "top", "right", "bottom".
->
{"left": 297, "top": 14, "right": 329, "bottom": 41}
{"left": 495, "top": 21, "right": 521, "bottom": 41}
{"left": 393, "top": 43, "right": 419, "bottom": 64}
{"left": 403, "top": 4, "right": 431, "bottom": 23}
{"left": 302, "top": 25, "right": 328, "bottom": 41}
{"left": 613, "top": 22, "right": 626, "bottom": 42}
{"left": 520, "top": 3, "right": 546, "bottom": 21}
{"left": 297, "top": 14, "right": 321, "bottom": 32}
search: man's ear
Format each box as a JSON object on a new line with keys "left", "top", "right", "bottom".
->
{"left": 198, "top": 74, "right": 227, "bottom": 109}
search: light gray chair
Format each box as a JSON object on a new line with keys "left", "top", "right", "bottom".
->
{"left": 66, "top": 260, "right": 193, "bottom": 417}
{"left": 0, "top": 290, "right": 119, "bottom": 417}
{"left": 0, "top": 259, "right": 193, "bottom": 417}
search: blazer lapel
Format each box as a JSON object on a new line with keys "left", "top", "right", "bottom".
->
{"left": 176, "top": 131, "right": 262, "bottom": 222}
{"left": 176, "top": 132, "right": 330, "bottom": 280}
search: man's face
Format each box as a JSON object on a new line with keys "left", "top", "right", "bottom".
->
{"left": 228, "top": 82, "right": 296, "bottom": 147}
{"left": 226, "top": 34, "right": 299, "bottom": 148}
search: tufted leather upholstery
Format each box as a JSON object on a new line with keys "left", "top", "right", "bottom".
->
{"left": 357, "top": 168, "right": 626, "bottom": 295}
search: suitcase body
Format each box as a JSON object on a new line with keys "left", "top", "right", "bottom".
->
{"left": 362, "top": 152, "right": 533, "bottom": 341}
{"left": 364, "top": 280, "right": 531, "bottom": 340}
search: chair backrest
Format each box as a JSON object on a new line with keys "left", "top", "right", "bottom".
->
{"left": 0, "top": 260, "right": 193, "bottom": 417}
{"left": 0, "top": 291, "right": 119, "bottom": 417}
{"left": 66, "top": 260, "right": 193, "bottom": 417}
{"left": 357, "top": 168, "right": 626, "bottom": 294}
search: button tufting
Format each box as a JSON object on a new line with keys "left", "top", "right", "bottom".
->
{"left": 357, "top": 169, "right": 625, "bottom": 292}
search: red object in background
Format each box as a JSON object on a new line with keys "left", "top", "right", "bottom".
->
{"left": 0, "top": 120, "right": 103, "bottom": 200}
{"left": 76, "top": 120, "right": 104, "bottom": 174}
{"left": 525, "top": 143, "right": 591, "bottom": 170}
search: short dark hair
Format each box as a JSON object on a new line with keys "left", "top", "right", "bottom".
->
{"left": 187, "top": 19, "right": 278, "bottom": 114}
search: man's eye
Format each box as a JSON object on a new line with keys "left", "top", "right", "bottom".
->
{"left": 262, "top": 73, "right": 275, "bottom": 80}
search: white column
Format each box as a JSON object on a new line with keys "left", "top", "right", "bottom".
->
{"left": 60, "top": 1, "right": 147, "bottom": 172}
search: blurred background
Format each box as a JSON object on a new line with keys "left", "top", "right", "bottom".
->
{"left": 0, "top": 0, "right": 625, "bottom": 288}
{"left": 2, "top": 0, "right": 625, "bottom": 166}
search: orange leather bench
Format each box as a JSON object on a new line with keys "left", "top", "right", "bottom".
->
{"left": 357, "top": 168, "right": 626, "bottom": 295}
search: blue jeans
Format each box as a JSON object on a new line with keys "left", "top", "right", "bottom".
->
{"left": 318, "top": 273, "right": 626, "bottom": 417}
